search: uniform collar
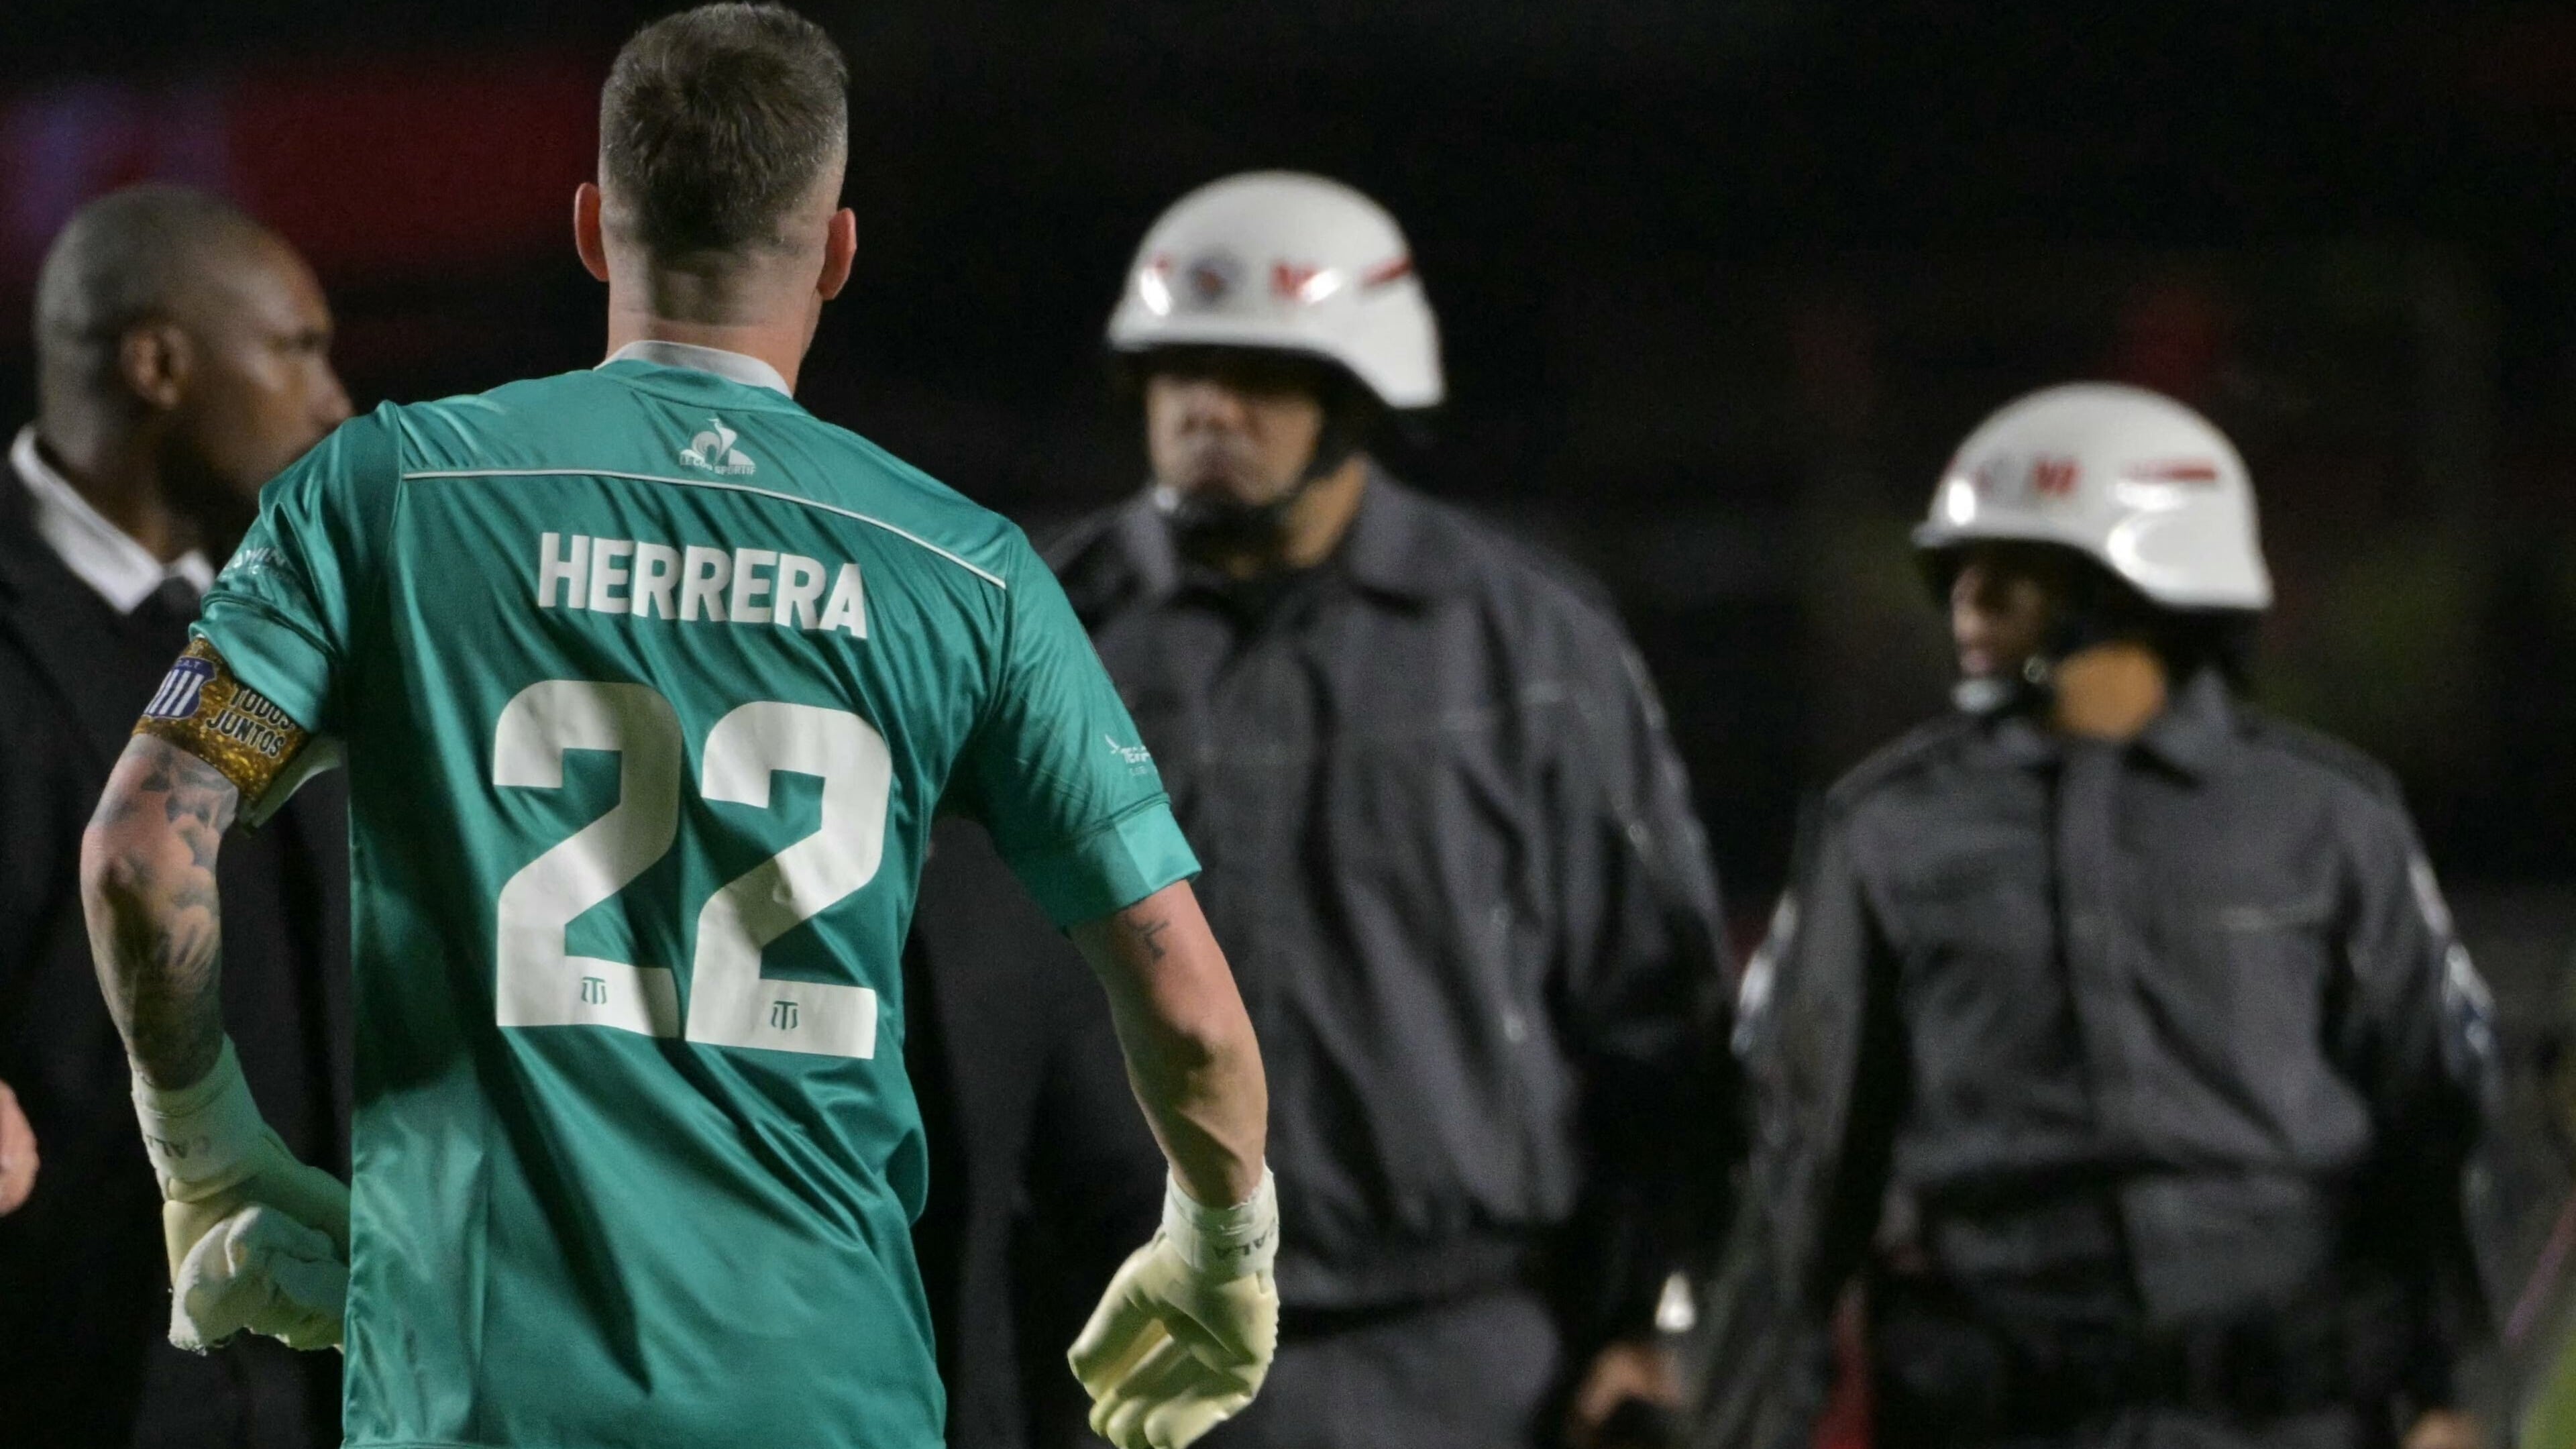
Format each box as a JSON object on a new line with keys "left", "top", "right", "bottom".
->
{"left": 9, "top": 425, "right": 213, "bottom": 614}
{"left": 2131, "top": 667, "right": 2236, "bottom": 779}
{"left": 1976, "top": 665, "right": 2236, "bottom": 779}
{"left": 1334, "top": 468, "right": 1472, "bottom": 602}
{"left": 598, "top": 339, "right": 793, "bottom": 396}
{"left": 1102, "top": 464, "right": 1473, "bottom": 595}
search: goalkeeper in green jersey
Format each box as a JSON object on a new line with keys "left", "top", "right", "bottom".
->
{"left": 78, "top": 7, "right": 1273, "bottom": 1448}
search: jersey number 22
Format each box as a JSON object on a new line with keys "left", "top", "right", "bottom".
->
{"left": 490, "top": 679, "right": 883, "bottom": 1059}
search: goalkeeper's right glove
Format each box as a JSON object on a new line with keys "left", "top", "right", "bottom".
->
{"left": 131, "top": 1036, "right": 350, "bottom": 1350}
{"left": 1069, "top": 1167, "right": 1280, "bottom": 1449}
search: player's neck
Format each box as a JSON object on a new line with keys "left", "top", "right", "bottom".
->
{"left": 602, "top": 260, "right": 820, "bottom": 394}
{"left": 602, "top": 308, "right": 814, "bottom": 396}
{"left": 32, "top": 413, "right": 200, "bottom": 564}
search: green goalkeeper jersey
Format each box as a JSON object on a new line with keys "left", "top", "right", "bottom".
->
{"left": 192, "top": 343, "right": 1197, "bottom": 1449}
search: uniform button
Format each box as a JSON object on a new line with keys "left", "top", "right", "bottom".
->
{"left": 1502, "top": 1010, "right": 1529, "bottom": 1044}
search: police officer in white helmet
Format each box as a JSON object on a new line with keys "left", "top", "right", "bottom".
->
{"left": 1705, "top": 384, "right": 2494, "bottom": 1449}
{"left": 1048, "top": 172, "right": 1734, "bottom": 1448}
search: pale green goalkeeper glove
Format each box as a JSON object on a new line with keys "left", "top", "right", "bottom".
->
{"left": 1069, "top": 1168, "right": 1279, "bottom": 1449}
{"left": 132, "top": 1037, "right": 349, "bottom": 1350}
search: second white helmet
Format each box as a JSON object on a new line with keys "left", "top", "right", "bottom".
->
{"left": 1106, "top": 171, "right": 1444, "bottom": 411}
{"left": 1916, "top": 382, "right": 2273, "bottom": 612}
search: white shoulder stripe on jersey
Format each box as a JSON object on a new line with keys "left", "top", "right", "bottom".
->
{"left": 401, "top": 467, "right": 1008, "bottom": 589}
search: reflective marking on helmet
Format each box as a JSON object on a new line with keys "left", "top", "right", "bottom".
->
{"left": 1293, "top": 267, "right": 1345, "bottom": 305}
{"left": 2122, "top": 458, "right": 2222, "bottom": 484}
{"left": 1138, "top": 254, "right": 1175, "bottom": 316}
{"left": 1361, "top": 254, "right": 1413, "bottom": 288}
{"left": 1184, "top": 252, "right": 1242, "bottom": 306}
{"left": 2031, "top": 455, "right": 2080, "bottom": 496}
{"left": 1939, "top": 476, "right": 1978, "bottom": 525}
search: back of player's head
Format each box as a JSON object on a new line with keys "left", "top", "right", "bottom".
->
{"left": 599, "top": 3, "right": 849, "bottom": 257}
{"left": 33, "top": 183, "right": 274, "bottom": 401}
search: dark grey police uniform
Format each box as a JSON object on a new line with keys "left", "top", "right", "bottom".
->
{"left": 1711, "top": 671, "right": 2494, "bottom": 1449}
{"left": 1051, "top": 470, "right": 1735, "bottom": 1449}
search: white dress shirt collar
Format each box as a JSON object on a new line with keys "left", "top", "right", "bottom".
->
{"left": 599, "top": 339, "right": 793, "bottom": 397}
{"left": 9, "top": 425, "right": 214, "bottom": 614}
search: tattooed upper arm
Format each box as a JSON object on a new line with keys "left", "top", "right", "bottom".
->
{"left": 81, "top": 735, "right": 242, "bottom": 1089}
{"left": 93, "top": 733, "right": 243, "bottom": 851}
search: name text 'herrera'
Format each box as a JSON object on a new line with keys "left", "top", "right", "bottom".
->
{"left": 535, "top": 531, "right": 867, "bottom": 637}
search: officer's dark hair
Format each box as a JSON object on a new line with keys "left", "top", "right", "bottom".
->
{"left": 1927, "top": 541, "right": 2258, "bottom": 687}
{"left": 32, "top": 184, "right": 274, "bottom": 405}
{"left": 599, "top": 3, "right": 848, "bottom": 256}
{"left": 2068, "top": 557, "right": 2259, "bottom": 688}
{"left": 1117, "top": 344, "right": 1399, "bottom": 476}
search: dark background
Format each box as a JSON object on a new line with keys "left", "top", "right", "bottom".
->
{"left": 7, "top": 1, "right": 2576, "bottom": 901}
{"left": 8, "top": 0, "right": 2576, "bottom": 1366}
{"left": 13, "top": 1, "right": 2576, "bottom": 909}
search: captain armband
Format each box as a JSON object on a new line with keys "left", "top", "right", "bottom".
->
{"left": 133, "top": 639, "right": 312, "bottom": 801}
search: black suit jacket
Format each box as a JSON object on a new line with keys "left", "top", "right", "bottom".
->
{"left": 0, "top": 466, "right": 353, "bottom": 1449}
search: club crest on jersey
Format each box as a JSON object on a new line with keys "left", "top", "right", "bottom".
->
{"left": 680, "top": 417, "right": 755, "bottom": 476}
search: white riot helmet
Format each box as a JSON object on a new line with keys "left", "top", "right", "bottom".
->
{"left": 1916, "top": 382, "right": 2273, "bottom": 611}
{"left": 1106, "top": 171, "right": 1443, "bottom": 411}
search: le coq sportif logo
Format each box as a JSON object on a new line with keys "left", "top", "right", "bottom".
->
{"left": 680, "top": 417, "right": 756, "bottom": 476}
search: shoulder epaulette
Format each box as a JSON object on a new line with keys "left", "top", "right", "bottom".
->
{"left": 1034, "top": 503, "right": 1127, "bottom": 574}
{"left": 2234, "top": 706, "right": 2406, "bottom": 806}
{"left": 1039, "top": 498, "right": 1161, "bottom": 622}
{"left": 1825, "top": 712, "right": 1982, "bottom": 811}
{"left": 1421, "top": 495, "right": 1623, "bottom": 623}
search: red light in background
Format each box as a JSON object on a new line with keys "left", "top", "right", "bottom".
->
{"left": 0, "top": 50, "right": 600, "bottom": 290}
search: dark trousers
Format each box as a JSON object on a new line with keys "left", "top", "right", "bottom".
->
{"left": 1201, "top": 1289, "right": 1564, "bottom": 1449}
{"left": 1872, "top": 1265, "right": 2398, "bottom": 1449}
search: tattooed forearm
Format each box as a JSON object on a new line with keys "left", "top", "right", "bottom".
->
{"left": 81, "top": 736, "right": 241, "bottom": 1089}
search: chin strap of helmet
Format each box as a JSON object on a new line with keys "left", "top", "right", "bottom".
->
{"left": 1153, "top": 376, "right": 1380, "bottom": 556}
{"left": 1950, "top": 570, "right": 2138, "bottom": 718}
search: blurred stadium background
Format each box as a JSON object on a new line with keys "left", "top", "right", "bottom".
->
{"left": 8, "top": 0, "right": 2576, "bottom": 1391}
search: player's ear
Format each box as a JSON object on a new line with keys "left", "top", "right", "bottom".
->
{"left": 118, "top": 322, "right": 192, "bottom": 414}
{"left": 816, "top": 209, "right": 856, "bottom": 302}
{"left": 573, "top": 182, "right": 612, "bottom": 284}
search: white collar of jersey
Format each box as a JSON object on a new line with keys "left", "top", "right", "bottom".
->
{"left": 599, "top": 339, "right": 793, "bottom": 397}
{"left": 9, "top": 425, "right": 214, "bottom": 614}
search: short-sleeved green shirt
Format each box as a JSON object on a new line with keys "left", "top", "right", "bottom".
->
{"left": 193, "top": 347, "right": 1196, "bottom": 1449}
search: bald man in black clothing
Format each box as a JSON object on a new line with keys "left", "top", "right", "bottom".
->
{"left": 0, "top": 184, "right": 352, "bottom": 1449}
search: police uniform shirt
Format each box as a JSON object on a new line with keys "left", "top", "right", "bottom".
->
{"left": 1731, "top": 669, "right": 2494, "bottom": 1432}
{"left": 1048, "top": 470, "right": 1733, "bottom": 1318}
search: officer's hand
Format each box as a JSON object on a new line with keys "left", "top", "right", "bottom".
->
{"left": 0, "top": 1079, "right": 38, "bottom": 1215}
{"left": 2404, "top": 1409, "right": 2482, "bottom": 1449}
{"left": 1566, "top": 1337, "right": 1681, "bottom": 1449}
{"left": 1070, "top": 1170, "right": 1279, "bottom": 1449}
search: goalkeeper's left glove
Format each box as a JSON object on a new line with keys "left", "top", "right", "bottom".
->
{"left": 132, "top": 1036, "right": 350, "bottom": 1350}
{"left": 168, "top": 1203, "right": 347, "bottom": 1352}
{"left": 1069, "top": 1167, "right": 1279, "bottom": 1449}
